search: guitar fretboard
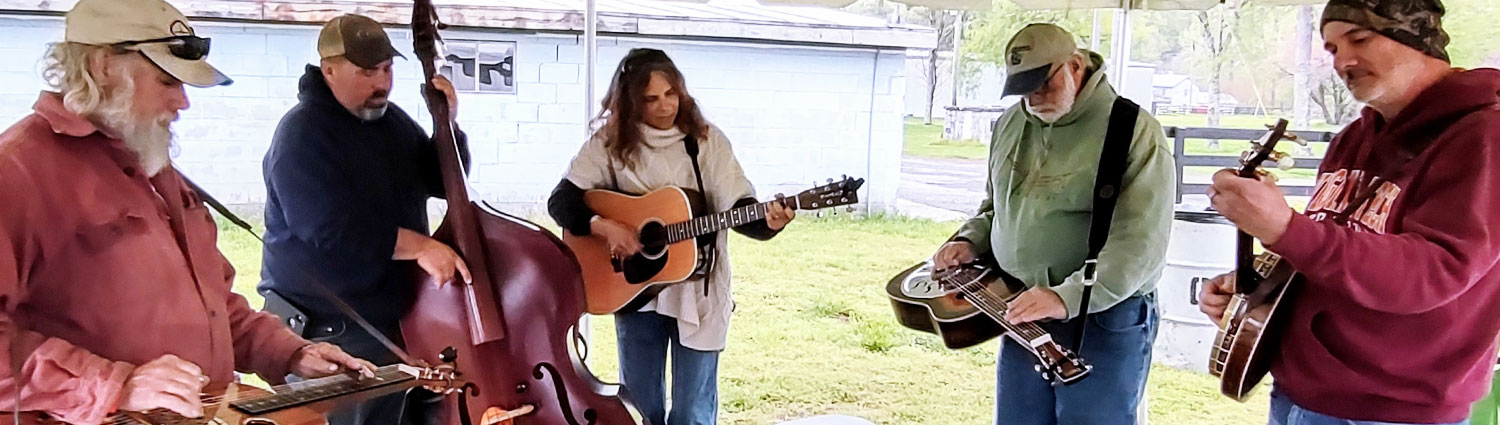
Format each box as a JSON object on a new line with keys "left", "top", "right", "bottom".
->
{"left": 231, "top": 365, "right": 413, "bottom": 414}
{"left": 663, "top": 199, "right": 800, "bottom": 244}
{"left": 937, "top": 268, "right": 1053, "bottom": 344}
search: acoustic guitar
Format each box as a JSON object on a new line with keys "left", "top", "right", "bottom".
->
{"left": 7, "top": 364, "right": 459, "bottom": 425}
{"left": 1208, "top": 119, "right": 1309, "bottom": 401}
{"left": 563, "top": 176, "right": 864, "bottom": 314}
{"left": 887, "top": 261, "right": 1091, "bottom": 384}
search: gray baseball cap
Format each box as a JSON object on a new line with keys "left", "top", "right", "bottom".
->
{"left": 1001, "top": 23, "right": 1080, "bottom": 97}
{"left": 318, "top": 14, "right": 405, "bottom": 69}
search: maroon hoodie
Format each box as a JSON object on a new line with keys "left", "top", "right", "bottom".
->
{"left": 1268, "top": 68, "right": 1500, "bottom": 423}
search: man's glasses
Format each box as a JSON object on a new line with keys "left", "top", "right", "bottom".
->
{"left": 1030, "top": 63, "right": 1067, "bottom": 96}
{"left": 113, "top": 36, "right": 212, "bottom": 61}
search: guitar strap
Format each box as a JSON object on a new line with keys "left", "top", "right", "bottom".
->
{"left": 684, "top": 135, "right": 717, "bottom": 297}
{"left": 1072, "top": 96, "right": 1140, "bottom": 352}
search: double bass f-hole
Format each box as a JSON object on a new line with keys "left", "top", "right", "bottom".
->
{"left": 534, "top": 363, "right": 598, "bottom": 425}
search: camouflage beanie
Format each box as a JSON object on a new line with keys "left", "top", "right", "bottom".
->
{"left": 1321, "top": 0, "right": 1450, "bottom": 63}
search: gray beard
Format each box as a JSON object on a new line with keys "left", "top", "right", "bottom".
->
{"left": 356, "top": 105, "right": 388, "bottom": 121}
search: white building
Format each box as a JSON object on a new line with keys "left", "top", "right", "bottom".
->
{"left": 0, "top": 0, "right": 934, "bottom": 214}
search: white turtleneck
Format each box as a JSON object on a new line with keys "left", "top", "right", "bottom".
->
{"left": 564, "top": 122, "right": 755, "bottom": 351}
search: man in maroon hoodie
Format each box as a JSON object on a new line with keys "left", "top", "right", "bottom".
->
{"left": 1200, "top": 0, "right": 1500, "bottom": 424}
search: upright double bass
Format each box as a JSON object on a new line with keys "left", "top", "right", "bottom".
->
{"left": 398, "top": 1, "right": 644, "bottom": 424}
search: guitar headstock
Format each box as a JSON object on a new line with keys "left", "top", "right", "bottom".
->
{"left": 792, "top": 175, "right": 865, "bottom": 211}
{"left": 1034, "top": 344, "right": 1092, "bottom": 385}
{"left": 1237, "top": 119, "right": 1305, "bottom": 176}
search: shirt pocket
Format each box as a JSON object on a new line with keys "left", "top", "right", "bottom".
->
{"left": 73, "top": 209, "right": 148, "bottom": 254}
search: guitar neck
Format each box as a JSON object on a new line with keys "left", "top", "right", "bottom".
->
{"left": 662, "top": 198, "right": 799, "bottom": 244}
{"left": 943, "top": 269, "right": 1056, "bottom": 347}
{"left": 1236, "top": 231, "right": 1260, "bottom": 294}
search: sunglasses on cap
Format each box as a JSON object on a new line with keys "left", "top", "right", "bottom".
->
{"left": 112, "top": 35, "right": 212, "bottom": 61}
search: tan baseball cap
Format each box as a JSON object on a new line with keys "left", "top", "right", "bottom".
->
{"left": 318, "top": 15, "right": 405, "bottom": 69}
{"left": 64, "top": 0, "right": 231, "bottom": 88}
{"left": 1001, "top": 23, "right": 1079, "bottom": 97}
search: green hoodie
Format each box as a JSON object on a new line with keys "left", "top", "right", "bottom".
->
{"left": 954, "top": 51, "right": 1175, "bottom": 318}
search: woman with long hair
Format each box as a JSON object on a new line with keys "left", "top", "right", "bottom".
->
{"left": 547, "top": 48, "right": 795, "bottom": 425}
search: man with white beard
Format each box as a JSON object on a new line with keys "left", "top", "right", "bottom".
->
{"left": 0, "top": 0, "right": 378, "bottom": 423}
{"left": 930, "top": 23, "right": 1175, "bottom": 424}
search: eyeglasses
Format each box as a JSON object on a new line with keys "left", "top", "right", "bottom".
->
{"left": 112, "top": 36, "right": 212, "bottom": 61}
{"left": 1029, "top": 63, "right": 1068, "bottom": 96}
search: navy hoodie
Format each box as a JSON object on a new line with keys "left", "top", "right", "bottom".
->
{"left": 259, "top": 65, "right": 468, "bottom": 331}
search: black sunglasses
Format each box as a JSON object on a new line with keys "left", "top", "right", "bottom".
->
{"left": 113, "top": 36, "right": 212, "bottom": 61}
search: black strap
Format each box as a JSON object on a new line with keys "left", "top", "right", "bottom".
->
{"left": 1073, "top": 96, "right": 1139, "bottom": 353}
{"left": 184, "top": 175, "right": 417, "bottom": 366}
{"left": 683, "top": 135, "right": 715, "bottom": 297}
{"left": 1088, "top": 97, "right": 1140, "bottom": 261}
{"left": 684, "top": 135, "right": 707, "bottom": 203}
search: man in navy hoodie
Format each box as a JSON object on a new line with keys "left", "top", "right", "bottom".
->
{"left": 259, "top": 14, "right": 471, "bottom": 425}
{"left": 1202, "top": 0, "right": 1500, "bottom": 424}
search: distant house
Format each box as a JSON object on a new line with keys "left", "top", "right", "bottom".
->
{"left": 1152, "top": 73, "right": 1239, "bottom": 114}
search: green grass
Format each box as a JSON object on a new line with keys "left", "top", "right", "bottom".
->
{"left": 216, "top": 214, "right": 1271, "bottom": 424}
{"left": 902, "top": 117, "right": 989, "bottom": 160}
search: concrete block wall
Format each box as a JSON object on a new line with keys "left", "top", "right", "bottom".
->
{"left": 0, "top": 16, "right": 906, "bottom": 215}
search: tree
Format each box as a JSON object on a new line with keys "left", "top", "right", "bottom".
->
{"left": 1193, "top": 1, "right": 1240, "bottom": 128}
{"left": 1307, "top": 51, "right": 1358, "bottom": 126}
{"left": 1292, "top": 5, "right": 1314, "bottom": 128}
{"left": 962, "top": 2, "right": 1098, "bottom": 68}
{"left": 842, "top": 0, "right": 959, "bottom": 124}
{"left": 908, "top": 9, "right": 959, "bottom": 124}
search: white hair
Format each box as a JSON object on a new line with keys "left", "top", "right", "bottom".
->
{"left": 41, "top": 42, "right": 174, "bottom": 175}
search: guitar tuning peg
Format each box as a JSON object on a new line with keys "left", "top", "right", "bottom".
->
{"left": 846, "top": 206, "right": 854, "bottom": 213}
{"left": 827, "top": 178, "right": 834, "bottom": 184}
{"left": 1274, "top": 153, "right": 1296, "bottom": 171}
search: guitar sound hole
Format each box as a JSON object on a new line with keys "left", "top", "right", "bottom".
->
{"left": 243, "top": 419, "right": 276, "bottom": 425}
{"left": 638, "top": 221, "right": 668, "bottom": 258}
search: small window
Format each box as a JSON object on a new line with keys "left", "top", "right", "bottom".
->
{"left": 441, "top": 40, "right": 517, "bottom": 94}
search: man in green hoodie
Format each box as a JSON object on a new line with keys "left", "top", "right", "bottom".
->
{"left": 931, "top": 23, "right": 1175, "bottom": 424}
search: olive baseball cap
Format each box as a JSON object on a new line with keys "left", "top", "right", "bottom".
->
{"left": 1001, "top": 23, "right": 1080, "bottom": 97}
{"left": 317, "top": 14, "right": 405, "bottom": 69}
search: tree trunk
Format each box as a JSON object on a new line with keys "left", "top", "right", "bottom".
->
{"left": 1208, "top": 66, "right": 1222, "bottom": 127}
{"left": 924, "top": 48, "right": 938, "bottom": 125}
{"left": 1293, "top": 5, "right": 1314, "bottom": 128}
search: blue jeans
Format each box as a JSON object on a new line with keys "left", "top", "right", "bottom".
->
{"left": 1270, "top": 388, "right": 1469, "bottom": 425}
{"left": 995, "top": 294, "right": 1158, "bottom": 425}
{"left": 616, "top": 311, "right": 721, "bottom": 425}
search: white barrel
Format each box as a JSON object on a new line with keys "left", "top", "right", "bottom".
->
{"left": 1152, "top": 205, "right": 1237, "bottom": 373}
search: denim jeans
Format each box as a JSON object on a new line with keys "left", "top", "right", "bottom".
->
{"left": 995, "top": 294, "right": 1159, "bottom": 425}
{"left": 616, "top": 311, "right": 721, "bottom": 425}
{"left": 1270, "top": 387, "right": 1469, "bottom": 425}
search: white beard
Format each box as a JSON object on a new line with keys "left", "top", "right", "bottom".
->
{"left": 1024, "top": 70, "right": 1080, "bottom": 124}
{"left": 91, "top": 78, "right": 176, "bottom": 176}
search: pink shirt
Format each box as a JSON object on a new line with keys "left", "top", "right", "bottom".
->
{"left": 0, "top": 92, "right": 308, "bottom": 424}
